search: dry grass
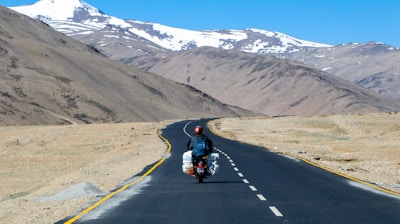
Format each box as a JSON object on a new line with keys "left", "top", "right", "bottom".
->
{"left": 209, "top": 112, "right": 400, "bottom": 194}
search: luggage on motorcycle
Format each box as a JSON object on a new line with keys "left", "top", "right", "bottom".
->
{"left": 207, "top": 153, "right": 220, "bottom": 175}
{"left": 182, "top": 150, "right": 219, "bottom": 176}
{"left": 182, "top": 150, "right": 194, "bottom": 175}
{"left": 185, "top": 165, "right": 194, "bottom": 175}
{"left": 192, "top": 136, "right": 207, "bottom": 157}
{"left": 182, "top": 150, "right": 192, "bottom": 162}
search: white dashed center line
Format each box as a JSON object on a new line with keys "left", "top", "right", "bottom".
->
{"left": 214, "top": 147, "right": 284, "bottom": 218}
{"left": 249, "top": 185, "right": 257, "bottom": 191}
{"left": 257, "top": 194, "right": 267, "bottom": 201}
{"left": 269, "top": 206, "right": 284, "bottom": 217}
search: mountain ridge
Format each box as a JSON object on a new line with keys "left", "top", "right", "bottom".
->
{"left": 0, "top": 6, "right": 252, "bottom": 125}
{"left": 9, "top": 0, "right": 400, "bottom": 102}
{"left": 6, "top": 1, "right": 400, "bottom": 121}
{"left": 9, "top": 0, "right": 332, "bottom": 54}
{"left": 131, "top": 47, "right": 400, "bottom": 116}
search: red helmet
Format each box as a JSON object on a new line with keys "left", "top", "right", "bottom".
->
{"left": 194, "top": 126, "right": 203, "bottom": 135}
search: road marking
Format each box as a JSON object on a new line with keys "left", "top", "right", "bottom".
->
{"left": 212, "top": 141, "right": 284, "bottom": 219}
{"left": 208, "top": 121, "right": 286, "bottom": 219}
{"left": 183, "top": 121, "right": 193, "bottom": 137}
{"left": 257, "top": 194, "right": 267, "bottom": 201}
{"left": 64, "top": 130, "right": 172, "bottom": 224}
{"left": 249, "top": 185, "right": 257, "bottom": 191}
{"left": 279, "top": 152, "right": 400, "bottom": 197}
{"left": 269, "top": 206, "right": 283, "bottom": 217}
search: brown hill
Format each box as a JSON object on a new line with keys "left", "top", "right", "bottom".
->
{"left": 129, "top": 47, "right": 400, "bottom": 116}
{"left": 0, "top": 7, "right": 253, "bottom": 125}
{"left": 282, "top": 42, "right": 400, "bottom": 101}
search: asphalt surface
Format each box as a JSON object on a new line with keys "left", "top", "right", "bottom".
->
{"left": 67, "top": 119, "right": 400, "bottom": 224}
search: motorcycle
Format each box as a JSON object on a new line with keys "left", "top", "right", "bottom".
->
{"left": 192, "top": 155, "right": 209, "bottom": 183}
{"left": 182, "top": 150, "right": 219, "bottom": 183}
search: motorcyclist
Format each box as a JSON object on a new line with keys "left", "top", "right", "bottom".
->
{"left": 185, "top": 125, "right": 218, "bottom": 178}
{"left": 187, "top": 125, "right": 213, "bottom": 155}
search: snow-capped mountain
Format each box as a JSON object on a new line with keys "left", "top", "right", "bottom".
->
{"left": 9, "top": 0, "right": 400, "bottom": 103}
{"left": 10, "top": 0, "right": 332, "bottom": 54}
{"left": 6, "top": 0, "right": 400, "bottom": 116}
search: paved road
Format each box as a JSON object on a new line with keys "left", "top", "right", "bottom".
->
{"left": 66, "top": 119, "right": 400, "bottom": 224}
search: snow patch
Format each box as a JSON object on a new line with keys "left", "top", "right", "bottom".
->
{"left": 248, "top": 28, "right": 275, "bottom": 37}
{"left": 9, "top": 0, "right": 334, "bottom": 54}
{"left": 104, "top": 35, "right": 120, "bottom": 39}
{"left": 322, "top": 67, "right": 332, "bottom": 72}
{"left": 10, "top": 0, "right": 102, "bottom": 21}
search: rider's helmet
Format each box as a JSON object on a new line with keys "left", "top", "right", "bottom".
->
{"left": 194, "top": 126, "right": 203, "bottom": 135}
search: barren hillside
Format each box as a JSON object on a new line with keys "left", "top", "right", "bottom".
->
{"left": 278, "top": 43, "right": 400, "bottom": 100}
{"left": 0, "top": 7, "right": 252, "bottom": 126}
{"left": 130, "top": 47, "right": 400, "bottom": 116}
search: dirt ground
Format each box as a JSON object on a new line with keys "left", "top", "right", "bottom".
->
{"left": 0, "top": 121, "right": 171, "bottom": 224}
{"left": 209, "top": 112, "right": 400, "bottom": 195}
{"left": 1, "top": 113, "right": 399, "bottom": 223}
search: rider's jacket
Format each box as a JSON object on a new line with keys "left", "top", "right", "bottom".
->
{"left": 187, "top": 134, "right": 213, "bottom": 155}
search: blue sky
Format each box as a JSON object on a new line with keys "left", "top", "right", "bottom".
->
{"left": 2, "top": 0, "right": 400, "bottom": 47}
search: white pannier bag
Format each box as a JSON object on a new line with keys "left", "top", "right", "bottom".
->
{"left": 208, "top": 152, "right": 220, "bottom": 175}
{"left": 182, "top": 150, "right": 219, "bottom": 176}
{"left": 182, "top": 150, "right": 194, "bottom": 175}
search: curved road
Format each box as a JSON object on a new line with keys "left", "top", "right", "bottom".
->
{"left": 64, "top": 119, "right": 400, "bottom": 224}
